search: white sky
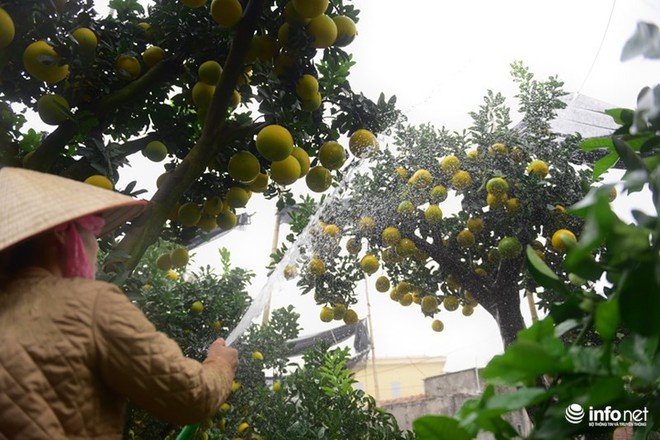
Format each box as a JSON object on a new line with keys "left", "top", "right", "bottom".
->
{"left": 84, "top": 0, "right": 660, "bottom": 371}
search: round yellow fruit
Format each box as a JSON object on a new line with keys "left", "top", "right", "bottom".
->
{"left": 115, "top": 54, "right": 141, "bottom": 80}
{"left": 408, "top": 169, "right": 433, "bottom": 189}
{"left": 296, "top": 74, "right": 319, "bottom": 101}
{"left": 487, "top": 192, "right": 508, "bottom": 209}
{"left": 178, "top": 203, "right": 202, "bottom": 227}
{"left": 305, "top": 165, "right": 332, "bottom": 192}
{"left": 397, "top": 200, "right": 415, "bottom": 216}
{"left": 272, "top": 381, "right": 282, "bottom": 392}
{"left": 307, "top": 14, "right": 337, "bottom": 48}
{"left": 191, "top": 301, "right": 204, "bottom": 313}
{"left": 360, "top": 254, "right": 379, "bottom": 275}
{"left": 320, "top": 306, "right": 334, "bottom": 322}
{"left": 551, "top": 229, "right": 577, "bottom": 251}
{"left": 256, "top": 124, "right": 294, "bottom": 161}
{"left": 211, "top": 0, "right": 243, "bottom": 27}
{"left": 467, "top": 217, "right": 484, "bottom": 234}
{"left": 156, "top": 253, "right": 172, "bottom": 271}
{"left": 72, "top": 27, "right": 97, "bottom": 57}
{"left": 486, "top": 177, "right": 508, "bottom": 196}
{"left": 345, "top": 237, "right": 362, "bottom": 254}
{"left": 451, "top": 170, "right": 473, "bottom": 191}
{"left": 270, "top": 155, "right": 301, "bottom": 186}
{"left": 143, "top": 140, "right": 168, "bottom": 162}
{"left": 397, "top": 238, "right": 417, "bottom": 256}
{"left": 333, "top": 15, "right": 357, "bottom": 47}
{"left": 301, "top": 92, "right": 322, "bottom": 112}
{"left": 216, "top": 209, "right": 237, "bottom": 230}
{"left": 182, "top": 0, "right": 206, "bottom": 6}
{"left": 440, "top": 155, "right": 460, "bottom": 174}
{"left": 0, "top": 7, "right": 15, "bottom": 49}
{"left": 192, "top": 81, "right": 216, "bottom": 109}
{"left": 292, "top": 0, "right": 328, "bottom": 18}
{"left": 424, "top": 205, "right": 443, "bottom": 224}
{"left": 228, "top": 151, "right": 261, "bottom": 183}
{"left": 381, "top": 226, "right": 401, "bottom": 246}
{"left": 309, "top": 257, "right": 325, "bottom": 276}
{"left": 318, "top": 141, "right": 346, "bottom": 171}
{"left": 497, "top": 236, "right": 522, "bottom": 259}
{"left": 421, "top": 295, "right": 438, "bottom": 314}
{"left": 84, "top": 174, "right": 113, "bottom": 190}
{"left": 489, "top": 143, "right": 508, "bottom": 156}
{"left": 431, "top": 319, "right": 444, "bottom": 332}
{"left": 142, "top": 45, "right": 165, "bottom": 67}
{"left": 203, "top": 196, "right": 224, "bottom": 216}
{"left": 37, "top": 94, "right": 70, "bottom": 125}
{"left": 23, "top": 41, "right": 69, "bottom": 83}
{"left": 197, "top": 214, "right": 217, "bottom": 232}
{"left": 429, "top": 185, "right": 448, "bottom": 203}
{"left": 166, "top": 269, "right": 179, "bottom": 281}
{"left": 226, "top": 186, "right": 250, "bottom": 208}
{"left": 251, "top": 351, "right": 264, "bottom": 361}
{"left": 395, "top": 167, "right": 408, "bottom": 181}
{"left": 399, "top": 293, "right": 413, "bottom": 307}
{"left": 198, "top": 60, "right": 223, "bottom": 85}
{"left": 332, "top": 303, "right": 346, "bottom": 320}
{"left": 230, "top": 90, "right": 241, "bottom": 108}
{"left": 506, "top": 197, "right": 522, "bottom": 214}
{"left": 291, "top": 146, "right": 311, "bottom": 176}
{"left": 527, "top": 159, "right": 549, "bottom": 178}
{"left": 462, "top": 305, "right": 474, "bottom": 317}
{"left": 323, "top": 224, "right": 341, "bottom": 238}
{"left": 358, "top": 216, "right": 375, "bottom": 232}
{"left": 456, "top": 229, "right": 475, "bottom": 248}
{"left": 343, "top": 309, "right": 358, "bottom": 325}
{"left": 349, "top": 129, "right": 378, "bottom": 158}
{"left": 375, "top": 276, "right": 390, "bottom": 292}
{"left": 443, "top": 295, "right": 459, "bottom": 312}
{"left": 170, "top": 247, "right": 189, "bottom": 268}
{"left": 247, "top": 172, "right": 269, "bottom": 193}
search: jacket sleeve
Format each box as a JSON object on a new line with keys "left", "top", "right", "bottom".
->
{"left": 92, "top": 286, "right": 234, "bottom": 425}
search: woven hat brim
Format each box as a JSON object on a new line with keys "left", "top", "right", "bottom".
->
{"left": 0, "top": 167, "right": 148, "bottom": 252}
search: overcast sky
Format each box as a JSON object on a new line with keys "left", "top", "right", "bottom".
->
{"left": 98, "top": 0, "right": 660, "bottom": 371}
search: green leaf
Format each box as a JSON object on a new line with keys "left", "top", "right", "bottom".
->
{"left": 619, "top": 262, "right": 660, "bottom": 337}
{"left": 484, "top": 387, "right": 549, "bottom": 412}
{"left": 604, "top": 108, "right": 635, "bottom": 125}
{"left": 413, "top": 415, "right": 472, "bottom": 440}
{"left": 579, "top": 136, "right": 614, "bottom": 152}
{"left": 593, "top": 151, "right": 620, "bottom": 179}
{"left": 613, "top": 137, "right": 648, "bottom": 174}
{"left": 595, "top": 298, "right": 620, "bottom": 342}
{"left": 525, "top": 246, "right": 570, "bottom": 295}
{"left": 482, "top": 340, "right": 565, "bottom": 384}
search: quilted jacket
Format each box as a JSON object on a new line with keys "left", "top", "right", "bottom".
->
{"left": 0, "top": 267, "right": 234, "bottom": 439}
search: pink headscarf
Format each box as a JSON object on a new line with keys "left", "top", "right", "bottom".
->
{"left": 54, "top": 215, "right": 105, "bottom": 279}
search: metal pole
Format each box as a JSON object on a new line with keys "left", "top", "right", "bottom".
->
{"left": 363, "top": 275, "right": 380, "bottom": 402}
{"left": 526, "top": 289, "right": 539, "bottom": 321}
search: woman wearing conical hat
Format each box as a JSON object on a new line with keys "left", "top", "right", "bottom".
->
{"left": 0, "top": 167, "right": 238, "bottom": 439}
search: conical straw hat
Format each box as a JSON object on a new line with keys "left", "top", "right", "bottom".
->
{"left": 0, "top": 167, "right": 148, "bottom": 252}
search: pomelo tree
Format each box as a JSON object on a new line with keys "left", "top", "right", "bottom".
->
{"left": 285, "top": 63, "right": 607, "bottom": 346}
{"left": 0, "top": 0, "right": 398, "bottom": 281}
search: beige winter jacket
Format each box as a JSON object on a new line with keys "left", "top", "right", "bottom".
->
{"left": 0, "top": 268, "right": 234, "bottom": 439}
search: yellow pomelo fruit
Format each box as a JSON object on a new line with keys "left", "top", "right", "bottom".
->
{"left": 0, "top": 7, "right": 15, "bottom": 49}
{"left": 344, "top": 309, "right": 358, "bottom": 325}
{"left": 332, "top": 303, "right": 346, "bottom": 320}
{"left": 252, "top": 34, "right": 278, "bottom": 62}
{"left": 114, "top": 54, "right": 141, "bottom": 80}
{"left": 247, "top": 172, "right": 269, "bottom": 192}
{"left": 136, "top": 22, "right": 153, "bottom": 40}
{"left": 23, "top": 41, "right": 69, "bottom": 83}
{"left": 443, "top": 295, "right": 459, "bottom": 311}
{"left": 291, "top": 146, "right": 311, "bottom": 176}
{"left": 440, "top": 155, "right": 460, "bottom": 174}
{"left": 228, "top": 151, "right": 261, "bottom": 183}
{"left": 142, "top": 46, "right": 165, "bottom": 67}
{"left": 283, "top": 264, "right": 297, "bottom": 279}
{"left": 251, "top": 351, "right": 264, "bottom": 361}
{"left": 357, "top": 216, "right": 375, "bottom": 232}
{"left": 462, "top": 305, "right": 475, "bottom": 316}
{"left": 37, "top": 94, "right": 70, "bottom": 125}
{"left": 166, "top": 269, "right": 179, "bottom": 281}
{"left": 191, "top": 300, "right": 204, "bottom": 313}
{"left": 216, "top": 209, "right": 237, "bottom": 230}
{"left": 349, "top": 129, "right": 378, "bottom": 158}
{"left": 397, "top": 238, "right": 416, "bottom": 256}
{"left": 301, "top": 92, "right": 322, "bottom": 112}
{"left": 346, "top": 237, "right": 362, "bottom": 254}
{"left": 211, "top": 0, "right": 243, "bottom": 27}
{"left": 305, "top": 165, "right": 332, "bottom": 192}
{"left": 274, "top": 51, "right": 296, "bottom": 78}
{"left": 72, "top": 27, "right": 97, "bottom": 57}
{"left": 320, "top": 306, "right": 334, "bottom": 322}
{"left": 323, "top": 223, "right": 340, "bottom": 238}
{"left": 292, "top": 0, "right": 328, "bottom": 18}
{"left": 182, "top": 0, "right": 206, "bottom": 6}
{"left": 143, "top": 140, "right": 168, "bottom": 162}
{"left": 489, "top": 142, "right": 508, "bottom": 156}
{"left": 408, "top": 169, "right": 433, "bottom": 189}
{"left": 527, "top": 159, "right": 549, "bottom": 178}
{"left": 192, "top": 81, "right": 216, "bottom": 109}
{"left": 466, "top": 149, "right": 480, "bottom": 160}
{"left": 277, "top": 22, "right": 291, "bottom": 47}
{"left": 256, "top": 124, "right": 294, "bottom": 161}
{"left": 270, "top": 155, "right": 301, "bottom": 186}
{"left": 333, "top": 15, "right": 357, "bottom": 47}
{"left": 424, "top": 204, "right": 443, "bottom": 224}
{"left": 375, "top": 276, "right": 390, "bottom": 292}
{"left": 156, "top": 253, "right": 172, "bottom": 271}
{"left": 446, "top": 275, "right": 460, "bottom": 291}
{"left": 506, "top": 197, "right": 522, "bottom": 214}
{"left": 497, "top": 236, "right": 522, "bottom": 259}
{"left": 284, "top": 1, "right": 311, "bottom": 24}
{"left": 307, "top": 14, "right": 337, "bottom": 48}
{"left": 197, "top": 214, "right": 218, "bottom": 232}
{"left": 451, "top": 170, "right": 472, "bottom": 191}
{"left": 225, "top": 186, "right": 250, "bottom": 208}
{"left": 198, "top": 60, "right": 223, "bottom": 85}
{"left": 467, "top": 217, "right": 484, "bottom": 234}
{"left": 457, "top": 229, "right": 475, "bottom": 248}
{"left": 429, "top": 185, "right": 448, "bottom": 203}
{"left": 395, "top": 167, "right": 408, "bottom": 181}
{"left": 486, "top": 177, "right": 508, "bottom": 196}
{"left": 308, "top": 257, "right": 325, "bottom": 276}
{"left": 178, "top": 203, "right": 202, "bottom": 227}
{"left": 230, "top": 89, "right": 241, "bottom": 108}
{"left": 203, "top": 196, "right": 225, "bottom": 216}
{"left": 170, "top": 247, "right": 190, "bottom": 268}
{"left": 431, "top": 319, "right": 444, "bottom": 332}
{"left": 381, "top": 226, "right": 401, "bottom": 246}
{"left": 551, "top": 229, "right": 577, "bottom": 251}
{"left": 84, "top": 174, "right": 113, "bottom": 190}
{"left": 421, "top": 295, "right": 438, "bottom": 314}
{"left": 318, "top": 141, "right": 346, "bottom": 171}
{"left": 296, "top": 74, "right": 319, "bottom": 101}
{"left": 487, "top": 192, "right": 508, "bottom": 209}
{"left": 397, "top": 200, "right": 415, "bottom": 216}
{"left": 360, "top": 254, "right": 379, "bottom": 275}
